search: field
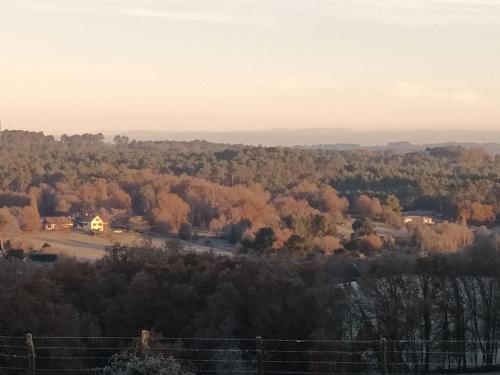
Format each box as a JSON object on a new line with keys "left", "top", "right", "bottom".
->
{"left": 8, "top": 230, "right": 235, "bottom": 261}
{"left": 7, "top": 221, "right": 494, "bottom": 262}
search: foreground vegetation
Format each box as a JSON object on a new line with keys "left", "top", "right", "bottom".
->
{"left": 3, "top": 241, "right": 500, "bottom": 343}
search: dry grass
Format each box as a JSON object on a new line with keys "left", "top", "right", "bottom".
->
{"left": 6, "top": 230, "right": 234, "bottom": 261}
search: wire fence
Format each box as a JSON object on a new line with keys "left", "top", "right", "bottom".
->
{"left": 2, "top": 333, "right": 500, "bottom": 375}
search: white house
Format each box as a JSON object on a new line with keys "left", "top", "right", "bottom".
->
{"left": 82, "top": 215, "right": 107, "bottom": 232}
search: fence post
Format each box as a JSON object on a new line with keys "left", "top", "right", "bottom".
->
{"left": 379, "top": 338, "right": 387, "bottom": 375}
{"left": 256, "top": 336, "right": 263, "bottom": 375}
{"left": 138, "top": 330, "right": 150, "bottom": 357}
{"left": 26, "top": 333, "right": 36, "bottom": 375}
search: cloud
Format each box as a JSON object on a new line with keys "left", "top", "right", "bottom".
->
{"left": 393, "top": 82, "right": 481, "bottom": 103}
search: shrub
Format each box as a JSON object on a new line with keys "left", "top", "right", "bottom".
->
{"left": 412, "top": 222, "right": 474, "bottom": 253}
{"left": 360, "top": 234, "right": 383, "bottom": 253}
{"left": 29, "top": 253, "right": 58, "bottom": 263}
{"left": 100, "top": 353, "right": 184, "bottom": 375}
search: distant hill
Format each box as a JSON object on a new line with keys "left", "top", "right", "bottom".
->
{"left": 119, "top": 128, "right": 500, "bottom": 152}
{"left": 309, "top": 141, "right": 500, "bottom": 155}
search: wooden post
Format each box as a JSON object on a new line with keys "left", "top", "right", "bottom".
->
{"left": 26, "top": 333, "right": 36, "bottom": 375}
{"left": 139, "top": 330, "right": 150, "bottom": 357}
{"left": 256, "top": 336, "right": 263, "bottom": 375}
{"left": 379, "top": 338, "right": 387, "bottom": 375}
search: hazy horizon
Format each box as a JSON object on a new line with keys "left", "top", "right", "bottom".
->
{"left": 120, "top": 128, "right": 500, "bottom": 147}
{"left": 1, "top": 0, "right": 499, "bottom": 135}
{"left": 4, "top": 126, "right": 500, "bottom": 147}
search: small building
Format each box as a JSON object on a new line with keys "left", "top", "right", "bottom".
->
{"left": 44, "top": 217, "right": 74, "bottom": 231}
{"left": 82, "top": 215, "right": 108, "bottom": 233}
{"left": 402, "top": 210, "right": 440, "bottom": 225}
{"left": 403, "top": 215, "right": 435, "bottom": 225}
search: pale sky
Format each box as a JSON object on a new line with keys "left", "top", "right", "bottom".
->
{"left": 0, "top": 0, "right": 499, "bottom": 134}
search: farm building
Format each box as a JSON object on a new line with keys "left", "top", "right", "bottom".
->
{"left": 44, "top": 217, "right": 74, "bottom": 231}
{"left": 403, "top": 215, "right": 435, "bottom": 225}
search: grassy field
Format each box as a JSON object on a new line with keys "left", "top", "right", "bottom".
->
{"left": 7, "top": 230, "right": 234, "bottom": 261}
{"left": 4, "top": 219, "right": 423, "bottom": 262}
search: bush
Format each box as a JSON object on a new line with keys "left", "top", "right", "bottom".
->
{"left": 352, "top": 217, "right": 375, "bottom": 236}
{"left": 100, "top": 353, "right": 184, "bottom": 375}
{"left": 412, "top": 222, "right": 474, "bottom": 253}
{"left": 359, "top": 234, "right": 383, "bottom": 253}
{"left": 29, "top": 253, "right": 58, "bottom": 263}
{"left": 5, "top": 248, "right": 25, "bottom": 259}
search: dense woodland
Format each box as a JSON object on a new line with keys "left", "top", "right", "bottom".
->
{"left": 3, "top": 243, "right": 500, "bottom": 373}
{"left": 1, "top": 130, "right": 499, "bottom": 255}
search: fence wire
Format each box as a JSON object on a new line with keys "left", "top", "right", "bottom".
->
{"left": 2, "top": 335, "right": 500, "bottom": 374}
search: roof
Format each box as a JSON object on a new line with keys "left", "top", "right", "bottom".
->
{"left": 402, "top": 210, "right": 442, "bottom": 218}
{"left": 82, "top": 215, "right": 108, "bottom": 224}
{"left": 45, "top": 217, "right": 73, "bottom": 225}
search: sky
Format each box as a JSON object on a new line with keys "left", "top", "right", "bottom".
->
{"left": 0, "top": 0, "right": 499, "bottom": 136}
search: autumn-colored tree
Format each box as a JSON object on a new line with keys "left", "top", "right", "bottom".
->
{"left": 412, "top": 222, "right": 474, "bottom": 253}
{"left": 458, "top": 201, "right": 496, "bottom": 226}
{"left": 318, "top": 186, "right": 349, "bottom": 221}
{"left": 381, "top": 195, "right": 403, "bottom": 227}
{"left": 153, "top": 191, "right": 191, "bottom": 233}
{"left": 107, "top": 182, "right": 132, "bottom": 210}
{"left": 359, "top": 234, "right": 383, "bottom": 253}
{"left": 385, "top": 195, "right": 402, "bottom": 213}
{"left": 273, "top": 196, "right": 319, "bottom": 221}
{"left": 291, "top": 181, "right": 320, "bottom": 201}
{"left": 19, "top": 205, "right": 41, "bottom": 232}
{"left": 209, "top": 185, "right": 280, "bottom": 234}
{"left": 354, "top": 195, "right": 383, "bottom": 219}
{"left": 0, "top": 208, "right": 20, "bottom": 234}
{"left": 381, "top": 207, "right": 403, "bottom": 227}
{"left": 313, "top": 235, "right": 342, "bottom": 254}
{"left": 17, "top": 192, "right": 41, "bottom": 232}
{"left": 273, "top": 227, "right": 293, "bottom": 248}
{"left": 290, "top": 183, "right": 348, "bottom": 222}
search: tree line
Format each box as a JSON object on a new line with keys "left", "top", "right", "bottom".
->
{"left": 1, "top": 130, "right": 499, "bottom": 255}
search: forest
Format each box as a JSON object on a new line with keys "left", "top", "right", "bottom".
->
{"left": 3, "top": 242, "right": 500, "bottom": 373}
{"left": 0, "top": 130, "right": 499, "bottom": 257}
